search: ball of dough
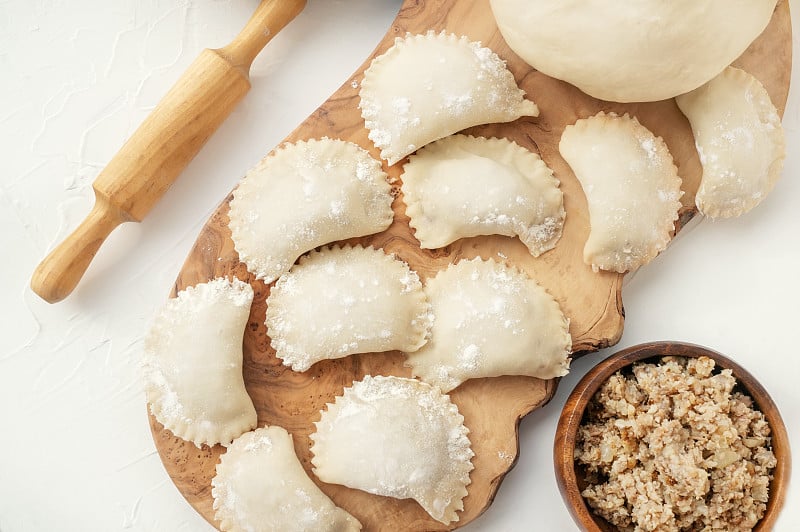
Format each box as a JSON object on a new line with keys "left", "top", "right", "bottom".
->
{"left": 489, "top": 0, "right": 777, "bottom": 103}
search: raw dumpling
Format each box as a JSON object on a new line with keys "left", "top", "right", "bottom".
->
{"left": 265, "top": 245, "right": 432, "bottom": 372}
{"left": 559, "top": 112, "right": 683, "bottom": 273}
{"left": 212, "top": 426, "right": 362, "bottom": 532}
{"left": 143, "top": 277, "right": 257, "bottom": 447}
{"left": 360, "top": 31, "right": 539, "bottom": 165}
{"left": 676, "top": 66, "right": 785, "bottom": 218}
{"left": 228, "top": 138, "right": 394, "bottom": 283}
{"left": 402, "top": 135, "right": 564, "bottom": 256}
{"left": 490, "top": 0, "right": 778, "bottom": 102}
{"left": 310, "top": 375, "right": 474, "bottom": 525}
{"left": 405, "top": 258, "right": 571, "bottom": 392}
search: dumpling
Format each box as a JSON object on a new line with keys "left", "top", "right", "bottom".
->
{"left": 490, "top": 0, "right": 778, "bottom": 102}
{"left": 265, "top": 245, "right": 432, "bottom": 372}
{"left": 359, "top": 31, "right": 539, "bottom": 165}
{"left": 559, "top": 112, "right": 683, "bottom": 273}
{"left": 212, "top": 426, "right": 362, "bottom": 532}
{"left": 310, "top": 375, "right": 474, "bottom": 525}
{"left": 405, "top": 258, "right": 571, "bottom": 393}
{"left": 228, "top": 138, "right": 394, "bottom": 283}
{"left": 676, "top": 66, "right": 785, "bottom": 218}
{"left": 402, "top": 135, "right": 564, "bottom": 256}
{"left": 143, "top": 277, "right": 257, "bottom": 447}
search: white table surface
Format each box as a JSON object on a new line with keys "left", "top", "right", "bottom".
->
{"left": 2, "top": 1, "right": 798, "bottom": 530}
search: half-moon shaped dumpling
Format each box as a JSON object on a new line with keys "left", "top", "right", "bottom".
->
{"left": 228, "top": 138, "right": 394, "bottom": 283}
{"left": 402, "top": 135, "right": 564, "bottom": 256}
{"left": 265, "top": 245, "right": 432, "bottom": 372}
{"left": 212, "top": 426, "right": 362, "bottom": 532}
{"left": 405, "top": 258, "right": 571, "bottom": 392}
{"left": 360, "top": 31, "right": 539, "bottom": 165}
{"left": 310, "top": 375, "right": 474, "bottom": 525}
{"left": 143, "top": 277, "right": 257, "bottom": 447}
{"left": 676, "top": 66, "right": 785, "bottom": 218}
{"left": 559, "top": 112, "right": 683, "bottom": 273}
{"left": 490, "top": 0, "right": 777, "bottom": 102}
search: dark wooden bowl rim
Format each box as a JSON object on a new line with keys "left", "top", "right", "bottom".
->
{"left": 554, "top": 341, "right": 791, "bottom": 532}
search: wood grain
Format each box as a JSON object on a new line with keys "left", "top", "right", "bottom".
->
{"left": 554, "top": 342, "right": 791, "bottom": 532}
{"left": 150, "top": 1, "right": 792, "bottom": 530}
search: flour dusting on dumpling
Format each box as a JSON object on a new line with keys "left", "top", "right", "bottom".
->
{"left": 212, "top": 426, "right": 362, "bottom": 532}
{"left": 266, "top": 245, "right": 431, "bottom": 372}
{"left": 228, "top": 138, "right": 394, "bottom": 283}
{"left": 310, "top": 375, "right": 474, "bottom": 524}
{"left": 559, "top": 112, "right": 683, "bottom": 273}
{"left": 676, "top": 66, "right": 785, "bottom": 218}
{"left": 402, "top": 135, "right": 564, "bottom": 256}
{"left": 360, "top": 31, "right": 539, "bottom": 165}
{"left": 143, "top": 277, "right": 256, "bottom": 448}
{"left": 405, "top": 257, "right": 571, "bottom": 392}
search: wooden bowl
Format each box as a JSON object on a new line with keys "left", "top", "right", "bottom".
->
{"left": 554, "top": 341, "right": 791, "bottom": 531}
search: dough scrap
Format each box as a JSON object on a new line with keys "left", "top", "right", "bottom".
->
{"left": 402, "top": 135, "right": 564, "bottom": 256}
{"left": 310, "top": 375, "right": 474, "bottom": 525}
{"left": 676, "top": 66, "right": 785, "bottom": 218}
{"left": 228, "top": 138, "right": 394, "bottom": 284}
{"left": 143, "top": 277, "right": 257, "bottom": 447}
{"left": 559, "top": 112, "right": 683, "bottom": 273}
{"left": 265, "top": 245, "right": 432, "bottom": 372}
{"left": 360, "top": 31, "right": 539, "bottom": 165}
{"left": 405, "top": 257, "right": 571, "bottom": 392}
{"left": 212, "top": 426, "right": 362, "bottom": 532}
{"left": 489, "top": 0, "right": 778, "bottom": 102}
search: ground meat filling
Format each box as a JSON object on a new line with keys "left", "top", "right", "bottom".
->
{"left": 575, "top": 356, "right": 776, "bottom": 532}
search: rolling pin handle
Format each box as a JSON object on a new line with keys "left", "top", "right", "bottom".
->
{"left": 30, "top": 194, "right": 128, "bottom": 303}
{"left": 221, "top": 0, "right": 307, "bottom": 70}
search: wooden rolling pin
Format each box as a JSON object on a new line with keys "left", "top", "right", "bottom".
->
{"left": 30, "top": 0, "right": 307, "bottom": 303}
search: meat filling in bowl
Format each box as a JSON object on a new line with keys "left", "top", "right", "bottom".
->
{"left": 575, "top": 356, "right": 776, "bottom": 531}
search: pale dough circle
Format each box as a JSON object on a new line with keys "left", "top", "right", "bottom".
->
{"left": 489, "top": 0, "right": 778, "bottom": 103}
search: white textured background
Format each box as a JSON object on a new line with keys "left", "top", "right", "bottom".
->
{"left": 1, "top": 1, "right": 798, "bottom": 530}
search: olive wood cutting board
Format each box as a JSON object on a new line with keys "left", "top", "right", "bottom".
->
{"left": 149, "top": 1, "right": 792, "bottom": 530}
